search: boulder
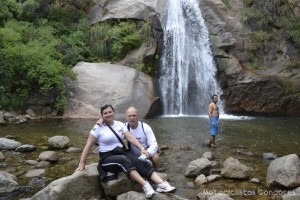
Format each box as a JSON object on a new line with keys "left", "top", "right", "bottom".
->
{"left": 266, "top": 154, "right": 300, "bottom": 188}
{"left": 48, "top": 136, "right": 70, "bottom": 150}
{"left": 64, "top": 62, "right": 158, "bottom": 119}
{"left": 221, "top": 157, "right": 250, "bottom": 179}
{"left": 185, "top": 157, "right": 212, "bottom": 177}
{"left": 117, "top": 191, "right": 189, "bottom": 200}
{"left": 0, "top": 171, "right": 19, "bottom": 194}
{"left": 0, "top": 138, "right": 22, "bottom": 150}
{"left": 31, "top": 163, "right": 103, "bottom": 200}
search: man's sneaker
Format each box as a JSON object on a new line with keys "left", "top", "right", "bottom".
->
{"left": 143, "top": 181, "right": 156, "bottom": 198}
{"left": 156, "top": 180, "right": 176, "bottom": 193}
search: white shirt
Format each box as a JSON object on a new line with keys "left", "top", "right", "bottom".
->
{"left": 125, "top": 121, "right": 158, "bottom": 157}
{"left": 90, "top": 120, "right": 128, "bottom": 153}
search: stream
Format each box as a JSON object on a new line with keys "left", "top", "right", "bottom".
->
{"left": 0, "top": 116, "right": 299, "bottom": 200}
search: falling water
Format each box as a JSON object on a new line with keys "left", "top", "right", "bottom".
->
{"left": 159, "top": 0, "right": 224, "bottom": 116}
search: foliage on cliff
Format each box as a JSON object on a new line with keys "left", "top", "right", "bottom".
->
{"left": 0, "top": 0, "right": 148, "bottom": 112}
{"left": 241, "top": 0, "right": 300, "bottom": 54}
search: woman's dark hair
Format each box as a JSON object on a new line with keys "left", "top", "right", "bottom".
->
{"left": 100, "top": 104, "right": 114, "bottom": 115}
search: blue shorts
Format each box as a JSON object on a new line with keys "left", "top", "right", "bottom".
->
{"left": 209, "top": 117, "right": 219, "bottom": 136}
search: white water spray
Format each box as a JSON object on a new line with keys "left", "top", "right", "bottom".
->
{"left": 159, "top": 0, "right": 224, "bottom": 116}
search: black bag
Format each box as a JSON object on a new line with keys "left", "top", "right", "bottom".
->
{"left": 113, "top": 146, "right": 126, "bottom": 154}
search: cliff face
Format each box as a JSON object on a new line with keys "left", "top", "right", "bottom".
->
{"left": 199, "top": 0, "right": 300, "bottom": 116}
{"left": 88, "top": 0, "right": 300, "bottom": 116}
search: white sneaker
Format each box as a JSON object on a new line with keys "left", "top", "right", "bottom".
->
{"left": 156, "top": 181, "right": 176, "bottom": 193}
{"left": 143, "top": 181, "right": 156, "bottom": 198}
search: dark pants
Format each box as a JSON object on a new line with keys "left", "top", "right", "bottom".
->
{"left": 98, "top": 150, "right": 154, "bottom": 182}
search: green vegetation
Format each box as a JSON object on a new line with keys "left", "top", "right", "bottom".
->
{"left": 89, "top": 21, "right": 144, "bottom": 61}
{"left": 241, "top": 0, "right": 300, "bottom": 46}
{"left": 246, "top": 31, "right": 275, "bottom": 53}
{"left": 222, "top": 0, "right": 231, "bottom": 9}
{"left": 0, "top": 0, "right": 152, "bottom": 112}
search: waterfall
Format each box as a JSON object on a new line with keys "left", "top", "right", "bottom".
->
{"left": 159, "top": 0, "right": 224, "bottom": 116}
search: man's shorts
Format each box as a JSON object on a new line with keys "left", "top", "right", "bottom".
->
{"left": 209, "top": 117, "right": 219, "bottom": 136}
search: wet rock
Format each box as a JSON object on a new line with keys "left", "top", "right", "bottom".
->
{"left": 39, "top": 151, "right": 58, "bottom": 163}
{"left": 65, "top": 147, "right": 83, "bottom": 153}
{"left": 116, "top": 191, "right": 189, "bottom": 200}
{"left": 263, "top": 152, "right": 278, "bottom": 160}
{"left": 48, "top": 136, "right": 70, "bottom": 150}
{"left": 221, "top": 157, "right": 250, "bottom": 179}
{"left": 203, "top": 151, "right": 214, "bottom": 160}
{"left": 194, "top": 174, "right": 207, "bottom": 186}
{"left": 206, "top": 174, "right": 222, "bottom": 183}
{"left": 24, "top": 160, "right": 38, "bottom": 165}
{"left": 0, "top": 171, "right": 19, "bottom": 193}
{"left": 31, "top": 163, "right": 102, "bottom": 200}
{"left": 281, "top": 186, "right": 300, "bottom": 200}
{"left": 0, "top": 152, "right": 6, "bottom": 161}
{"left": 36, "top": 161, "right": 51, "bottom": 169}
{"left": 235, "top": 149, "right": 254, "bottom": 156}
{"left": 0, "top": 138, "right": 22, "bottom": 150}
{"left": 249, "top": 178, "right": 260, "bottom": 184}
{"left": 15, "top": 144, "right": 37, "bottom": 152}
{"left": 24, "top": 169, "right": 45, "bottom": 178}
{"left": 267, "top": 154, "right": 300, "bottom": 188}
{"left": 185, "top": 157, "right": 212, "bottom": 177}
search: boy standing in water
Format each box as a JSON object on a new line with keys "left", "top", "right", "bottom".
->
{"left": 208, "top": 95, "right": 222, "bottom": 147}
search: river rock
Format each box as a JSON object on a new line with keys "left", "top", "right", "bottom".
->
{"left": 0, "top": 171, "right": 19, "bottom": 193}
{"left": 266, "top": 154, "right": 300, "bottom": 188}
{"left": 15, "top": 144, "right": 37, "bottom": 152}
{"left": 39, "top": 151, "right": 58, "bottom": 163}
{"left": 0, "top": 152, "right": 6, "bottom": 161}
{"left": 194, "top": 174, "right": 207, "bottom": 186}
{"left": 206, "top": 174, "right": 222, "bottom": 183}
{"left": 116, "top": 191, "right": 189, "bottom": 200}
{"left": 48, "top": 136, "right": 70, "bottom": 149}
{"left": 203, "top": 151, "right": 214, "bottom": 160}
{"left": 0, "top": 138, "right": 22, "bottom": 150}
{"left": 101, "top": 172, "right": 141, "bottom": 197}
{"left": 36, "top": 161, "right": 51, "bottom": 169}
{"left": 31, "top": 163, "right": 102, "bottom": 200}
{"left": 221, "top": 157, "right": 250, "bottom": 179}
{"left": 281, "top": 186, "right": 300, "bottom": 200}
{"left": 263, "top": 152, "right": 278, "bottom": 160}
{"left": 65, "top": 147, "right": 83, "bottom": 153}
{"left": 235, "top": 149, "right": 254, "bottom": 156}
{"left": 24, "top": 169, "right": 45, "bottom": 178}
{"left": 185, "top": 157, "right": 212, "bottom": 177}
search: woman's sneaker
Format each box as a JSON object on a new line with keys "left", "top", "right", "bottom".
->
{"left": 143, "top": 181, "right": 156, "bottom": 198}
{"left": 156, "top": 181, "right": 176, "bottom": 193}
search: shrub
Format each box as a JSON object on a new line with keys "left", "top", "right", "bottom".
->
{"left": 0, "top": 20, "right": 75, "bottom": 111}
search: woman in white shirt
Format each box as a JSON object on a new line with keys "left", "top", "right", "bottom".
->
{"left": 75, "top": 104, "right": 175, "bottom": 198}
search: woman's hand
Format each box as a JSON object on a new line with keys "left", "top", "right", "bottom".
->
{"left": 75, "top": 162, "right": 85, "bottom": 172}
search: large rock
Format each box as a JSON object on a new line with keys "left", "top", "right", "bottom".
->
{"left": 200, "top": 0, "right": 300, "bottom": 116}
{"left": 31, "top": 163, "right": 103, "bottom": 200}
{"left": 185, "top": 157, "right": 212, "bottom": 177}
{"left": 117, "top": 191, "right": 189, "bottom": 200}
{"left": 88, "top": 0, "right": 167, "bottom": 25}
{"left": 64, "top": 62, "right": 157, "bottom": 119}
{"left": 48, "top": 136, "right": 70, "bottom": 150}
{"left": 221, "top": 157, "right": 249, "bottom": 179}
{"left": 0, "top": 138, "right": 22, "bottom": 150}
{"left": 0, "top": 171, "right": 19, "bottom": 194}
{"left": 266, "top": 154, "right": 300, "bottom": 188}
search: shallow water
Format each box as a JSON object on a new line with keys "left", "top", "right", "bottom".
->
{"left": 0, "top": 116, "right": 299, "bottom": 200}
